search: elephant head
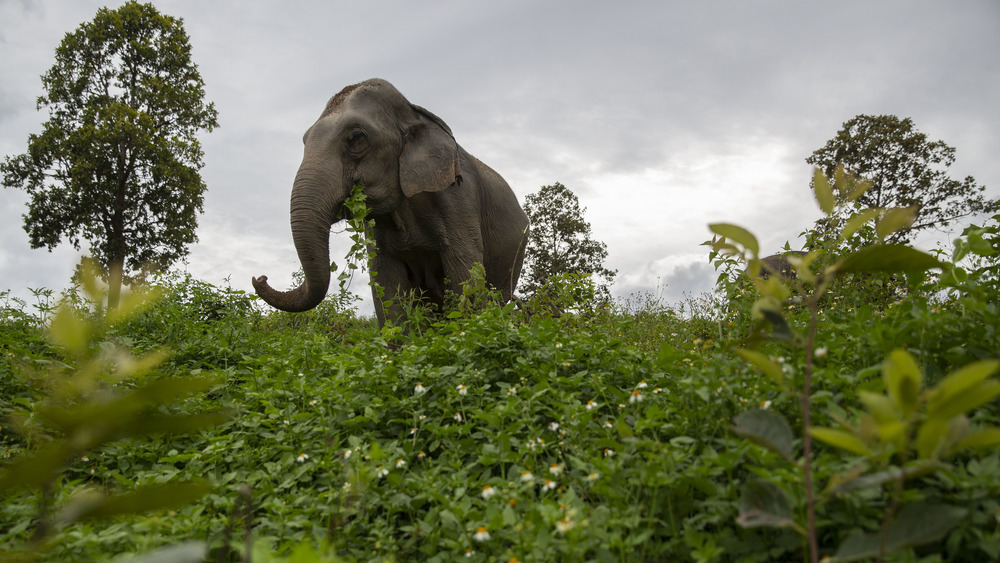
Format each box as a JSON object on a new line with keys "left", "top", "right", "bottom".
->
{"left": 251, "top": 79, "right": 474, "bottom": 313}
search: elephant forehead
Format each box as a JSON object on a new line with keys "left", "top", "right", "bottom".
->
{"left": 321, "top": 79, "right": 408, "bottom": 118}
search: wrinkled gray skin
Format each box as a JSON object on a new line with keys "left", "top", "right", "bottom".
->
{"left": 252, "top": 79, "right": 529, "bottom": 327}
{"left": 756, "top": 251, "right": 807, "bottom": 280}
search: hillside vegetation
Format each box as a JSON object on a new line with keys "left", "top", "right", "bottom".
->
{"left": 2, "top": 212, "right": 999, "bottom": 561}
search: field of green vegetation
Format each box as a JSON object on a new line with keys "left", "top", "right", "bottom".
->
{"left": 2, "top": 211, "right": 1000, "bottom": 562}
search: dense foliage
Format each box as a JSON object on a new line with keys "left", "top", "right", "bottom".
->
{"left": 0, "top": 1, "right": 218, "bottom": 307}
{"left": 519, "top": 182, "right": 617, "bottom": 300}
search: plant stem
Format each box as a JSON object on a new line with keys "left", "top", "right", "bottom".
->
{"left": 802, "top": 295, "right": 820, "bottom": 563}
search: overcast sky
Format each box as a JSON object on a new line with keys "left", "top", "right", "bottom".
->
{"left": 2, "top": 0, "right": 999, "bottom": 312}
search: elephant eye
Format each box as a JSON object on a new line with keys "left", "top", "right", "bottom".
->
{"left": 346, "top": 129, "right": 369, "bottom": 154}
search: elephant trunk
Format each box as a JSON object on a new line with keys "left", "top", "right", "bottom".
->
{"left": 252, "top": 165, "right": 346, "bottom": 312}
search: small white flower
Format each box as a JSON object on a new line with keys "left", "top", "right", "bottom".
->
{"left": 636, "top": 381, "right": 648, "bottom": 389}
{"left": 457, "top": 384, "right": 468, "bottom": 396}
{"left": 520, "top": 471, "right": 534, "bottom": 483}
{"left": 549, "top": 463, "right": 563, "bottom": 475}
{"left": 629, "top": 390, "right": 644, "bottom": 404}
{"left": 507, "top": 387, "right": 517, "bottom": 396}
{"left": 548, "top": 421, "right": 560, "bottom": 432}
{"left": 464, "top": 549, "right": 474, "bottom": 558}
{"left": 342, "top": 449, "right": 352, "bottom": 460}
{"left": 586, "top": 472, "right": 600, "bottom": 482}
{"left": 555, "top": 342, "right": 563, "bottom": 348}
{"left": 309, "top": 399, "right": 318, "bottom": 406}
{"left": 815, "top": 347, "right": 828, "bottom": 359}
{"left": 586, "top": 400, "right": 599, "bottom": 411}
{"left": 395, "top": 458, "right": 406, "bottom": 468}
{"left": 414, "top": 383, "right": 426, "bottom": 394}
{"left": 454, "top": 412, "right": 463, "bottom": 422}
{"left": 602, "top": 421, "right": 613, "bottom": 429}
{"left": 760, "top": 400, "right": 772, "bottom": 409}
{"left": 417, "top": 451, "right": 426, "bottom": 460}
{"left": 283, "top": 420, "right": 290, "bottom": 426}
{"left": 556, "top": 517, "right": 574, "bottom": 534}
{"left": 481, "top": 485, "right": 497, "bottom": 499}
{"left": 542, "top": 479, "right": 557, "bottom": 492}
{"left": 298, "top": 372, "right": 304, "bottom": 377}
{"left": 296, "top": 453, "right": 309, "bottom": 463}
{"left": 473, "top": 526, "right": 491, "bottom": 542}
{"left": 410, "top": 427, "right": 418, "bottom": 435}
{"left": 376, "top": 465, "right": 389, "bottom": 478}
{"left": 81, "top": 456, "right": 89, "bottom": 462}
{"left": 653, "top": 388, "right": 663, "bottom": 394}
{"left": 603, "top": 448, "right": 615, "bottom": 458}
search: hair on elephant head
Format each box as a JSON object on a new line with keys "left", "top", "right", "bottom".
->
{"left": 252, "top": 79, "right": 529, "bottom": 327}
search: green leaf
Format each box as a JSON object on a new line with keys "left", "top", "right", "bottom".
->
{"left": 49, "top": 304, "right": 90, "bottom": 355}
{"left": 927, "top": 380, "right": 1000, "bottom": 422}
{"left": 737, "top": 350, "right": 785, "bottom": 386}
{"left": 708, "top": 223, "right": 759, "bottom": 257}
{"left": 830, "top": 502, "right": 966, "bottom": 562}
{"left": 733, "top": 409, "right": 795, "bottom": 461}
{"left": 58, "top": 480, "right": 213, "bottom": 525}
{"left": 827, "top": 461, "right": 948, "bottom": 495}
{"left": 834, "top": 245, "right": 943, "bottom": 276}
{"left": 876, "top": 206, "right": 918, "bottom": 240}
{"left": 927, "top": 360, "right": 1000, "bottom": 416}
{"left": 736, "top": 480, "right": 799, "bottom": 531}
{"left": 808, "top": 427, "right": 870, "bottom": 456}
{"left": 857, "top": 391, "right": 900, "bottom": 425}
{"left": 0, "top": 442, "right": 72, "bottom": 494}
{"left": 812, "top": 168, "right": 835, "bottom": 214}
{"left": 840, "top": 208, "right": 882, "bottom": 241}
{"left": 955, "top": 427, "right": 1000, "bottom": 450}
{"left": 882, "top": 349, "right": 923, "bottom": 418}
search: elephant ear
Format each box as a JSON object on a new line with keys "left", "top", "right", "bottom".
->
{"left": 399, "top": 104, "right": 463, "bottom": 197}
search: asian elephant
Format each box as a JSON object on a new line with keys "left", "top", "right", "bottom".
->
{"left": 252, "top": 79, "right": 529, "bottom": 327}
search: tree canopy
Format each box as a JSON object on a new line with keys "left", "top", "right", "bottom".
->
{"left": 805, "top": 114, "right": 996, "bottom": 248}
{"left": 519, "top": 182, "right": 617, "bottom": 299}
{"left": 1, "top": 1, "right": 218, "bottom": 306}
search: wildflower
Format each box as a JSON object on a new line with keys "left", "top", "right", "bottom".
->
{"left": 410, "top": 427, "right": 418, "bottom": 435}
{"left": 542, "top": 479, "right": 557, "bottom": 492}
{"left": 309, "top": 399, "right": 318, "bottom": 406}
{"left": 586, "top": 400, "right": 599, "bottom": 410}
{"left": 555, "top": 342, "right": 563, "bottom": 348}
{"left": 454, "top": 412, "right": 463, "bottom": 422}
{"left": 509, "top": 498, "right": 517, "bottom": 507}
{"left": 629, "top": 390, "right": 644, "bottom": 404}
{"left": 556, "top": 517, "right": 574, "bottom": 534}
{"left": 481, "top": 485, "right": 497, "bottom": 499}
{"left": 562, "top": 361, "right": 570, "bottom": 367}
{"left": 82, "top": 456, "right": 89, "bottom": 462}
{"left": 815, "top": 346, "right": 828, "bottom": 359}
{"left": 507, "top": 387, "right": 517, "bottom": 396}
{"left": 296, "top": 453, "right": 309, "bottom": 463}
{"left": 465, "top": 549, "right": 474, "bottom": 558}
{"left": 603, "top": 448, "right": 615, "bottom": 457}
{"left": 298, "top": 372, "right": 304, "bottom": 377}
{"left": 548, "top": 421, "right": 560, "bottom": 432}
{"left": 376, "top": 465, "right": 389, "bottom": 478}
{"left": 414, "top": 383, "right": 426, "bottom": 394}
{"left": 653, "top": 388, "right": 663, "bottom": 394}
{"left": 520, "top": 471, "right": 534, "bottom": 483}
{"left": 473, "top": 526, "right": 491, "bottom": 542}
{"left": 457, "top": 384, "right": 467, "bottom": 395}
{"left": 636, "top": 381, "right": 648, "bottom": 389}
{"left": 283, "top": 420, "right": 290, "bottom": 426}
{"left": 760, "top": 400, "right": 772, "bottom": 409}
{"left": 602, "top": 421, "right": 613, "bottom": 429}
{"left": 342, "top": 449, "right": 352, "bottom": 460}
{"left": 549, "top": 463, "right": 563, "bottom": 475}
{"left": 418, "top": 451, "right": 426, "bottom": 460}
{"left": 586, "top": 472, "right": 600, "bottom": 482}
{"left": 395, "top": 458, "right": 406, "bottom": 468}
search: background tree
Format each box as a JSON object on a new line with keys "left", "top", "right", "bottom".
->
{"left": 519, "top": 182, "right": 617, "bottom": 299}
{"left": 1, "top": 1, "right": 218, "bottom": 307}
{"left": 805, "top": 114, "right": 996, "bottom": 249}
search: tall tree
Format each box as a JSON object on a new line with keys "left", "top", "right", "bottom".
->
{"left": 1, "top": 1, "right": 218, "bottom": 307}
{"left": 805, "top": 114, "right": 995, "bottom": 247}
{"left": 520, "top": 182, "right": 617, "bottom": 299}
